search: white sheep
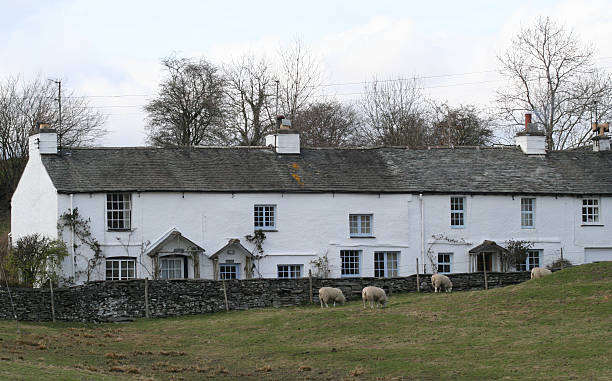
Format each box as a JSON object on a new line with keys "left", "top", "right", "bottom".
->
{"left": 362, "top": 286, "right": 387, "bottom": 308}
{"left": 318, "top": 287, "right": 346, "bottom": 308}
{"left": 431, "top": 273, "right": 453, "bottom": 293}
{"left": 530, "top": 267, "right": 552, "bottom": 279}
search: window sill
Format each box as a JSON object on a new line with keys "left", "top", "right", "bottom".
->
{"left": 256, "top": 229, "right": 278, "bottom": 232}
{"left": 581, "top": 224, "right": 604, "bottom": 227}
{"left": 450, "top": 226, "right": 465, "bottom": 229}
{"left": 349, "top": 236, "right": 376, "bottom": 239}
{"left": 107, "top": 229, "right": 133, "bottom": 232}
{"left": 521, "top": 227, "right": 535, "bottom": 229}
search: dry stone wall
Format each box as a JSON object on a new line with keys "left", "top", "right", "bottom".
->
{"left": 0, "top": 271, "right": 530, "bottom": 322}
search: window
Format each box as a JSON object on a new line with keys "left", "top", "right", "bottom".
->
{"left": 105, "top": 258, "right": 135, "bottom": 280}
{"left": 254, "top": 205, "right": 276, "bottom": 230}
{"left": 349, "top": 214, "right": 373, "bottom": 237}
{"left": 106, "top": 193, "right": 131, "bottom": 230}
{"left": 219, "top": 263, "right": 239, "bottom": 280}
{"left": 277, "top": 264, "right": 302, "bottom": 279}
{"left": 437, "top": 253, "right": 452, "bottom": 274}
{"left": 160, "top": 257, "right": 184, "bottom": 279}
{"left": 340, "top": 250, "right": 361, "bottom": 277}
{"left": 450, "top": 197, "right": 465, "bottom": 227}
{"left": 582, "top": 198, "right": 600, "bottom": 223}
{"left": 374, "top": 252, "right": 399, "bottom": 277}
{"left": 521, "top": 198, "right": 535, "bottom": 228}
{"left": 516, "top": 250, "right": 541, "bottom": 271}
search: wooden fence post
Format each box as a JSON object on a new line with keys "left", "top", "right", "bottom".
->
{"left": 144, "top": 277, "right": 150, "bottom": 318}
{"left": 482, "top": 252, "right": 488, "bottom": 290}
{"left": 308, "top": 269, "right": 313, "bottom": 304}
{"left": 416, "top": 258, "right": 420, "bottom": 292}
{"left": 222, "top": 279, "right": 229, "bottom": 311}
{"left": 49, "top": 279, "right": 56, "bottom": 323}
{"left": 560, "top": 248, "right": 564, "bottom": 270}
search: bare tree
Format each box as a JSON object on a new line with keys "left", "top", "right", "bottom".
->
{"left": 430, "top": 103, "right": 494, "bottom": 146}
{"left": 223, "top": 55, "right": 277, "bottom": 146}
{"left": 0, "top": 75, "right": 106, "bottom": 210}
{"left": 278, "top": 39, "right": 322, "bottom": 120}
{"left": 145, "top": 56, "right": 226, "bottom": 147}
{"left": 293, "top": 100, "right": 363, "bottom": 147}
{"left": 497, "top": 17, "right": 612, "bottom": 150}
{"left": 360, "top": 77, "right": 429, "bottom": 147}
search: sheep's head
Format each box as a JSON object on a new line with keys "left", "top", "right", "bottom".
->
{"left": 337, "top": 293, "right": 346, "bottom": 305}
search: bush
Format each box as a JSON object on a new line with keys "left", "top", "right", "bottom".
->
{"left": 7, "top": 233, "right": 68, "bottom": 287}
{"left": 547, "top": 258, "right": 573, "bottom": 271}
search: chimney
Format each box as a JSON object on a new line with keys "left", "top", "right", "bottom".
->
{"left": 28, "top": 122, "right": 58, "bottom": 155}
{"left": 265, "top": 116, "right": 300, "bottom": 154}
{"left": 592, "top": 122, "right": 610, "bottom": 152}
{"left": 515, "top": 113, "right": 546, "bottom": 155}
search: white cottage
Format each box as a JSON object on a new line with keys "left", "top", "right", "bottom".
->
{"left": 10, "top": 117, "right": 612, "bottom": 284}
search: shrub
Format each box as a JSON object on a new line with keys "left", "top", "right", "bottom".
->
{"left": 7, "top": 233, "right": 68, "bottom": 287}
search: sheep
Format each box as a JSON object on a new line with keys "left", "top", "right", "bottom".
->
{"left": 362, "top": 286, "right": 387, "bottom": 308}
{"left": 530, "top": 267, "right": 552, "bottom": 279}
{"left": 431, "top": 273, "right": 453, "bottom": 293}
{"left": 318, "top": 287, "right": 346, "bottom": 308}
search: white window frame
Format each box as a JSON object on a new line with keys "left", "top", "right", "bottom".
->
{"left": 219, "top": 263, "right": 240, "bottom": 280}
{"left": 450, "top": 197, "right": 465, "bottom": 228}
{"left": 374, "top": 251, "right": 399, "bottom": 277}
{"left": 277, "top": 264, "right": 302, "bottom": 279}
{"left": 160, "top": 256, "right": 184, "bottom": 279}
{"left": 106, "top": 193, "right": 131, "bottom": 231}
{"left": 437, "top": 253, "right": 453, "bottom": 274}
{"left": 581, "top": 197, "right": 600, "bottom": 224}
{"left": 105, "top": 258, "right": 136, "bottom": 280}
{"left": 254, "top": 204, "right": 276, "bottom": 230}
{"left": 521, "top": 197, "right": 535, "bottom": 228}
{"left": 516, "top": 249, "right": 541, "bottom": 271}
{"left": 349, "top": 214, "right": 373, "bottom": 237}
{"left": 340, "top": 250, "right": 361, "bottom": 277}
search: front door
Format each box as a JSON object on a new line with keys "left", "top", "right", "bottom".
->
{"left": 476, "top": 252, "right": 493, "bottom": 272}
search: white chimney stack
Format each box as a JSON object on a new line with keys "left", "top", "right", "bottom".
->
{"left": 28, "top": 122, "right": 58, "bottom": 155}
{"left": 265, "top": 116, "right": 300, "bottom": 154}
{"left": 591, "top": 122, "right": 610, "bottom": 152}
{"left": 515, "top": 113, "right": 546, "bottom": 155}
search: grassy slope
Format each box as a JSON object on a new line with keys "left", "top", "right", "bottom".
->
{"left": 0, "top": 262, "right": 611, "bottom": 381}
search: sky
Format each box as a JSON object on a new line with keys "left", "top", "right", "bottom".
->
{"left": 1, "top": 0, "right": 611, "bottom": 146}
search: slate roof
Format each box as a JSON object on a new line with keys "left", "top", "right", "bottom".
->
{"left": 40, "top": 146, "right": 612, "bottom": 195}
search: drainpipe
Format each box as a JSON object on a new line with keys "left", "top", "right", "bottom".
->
{"left": 419, "top": 193, "right": 425, "bottom": 274}
{"left": 70, "top": 194, "right": 75, "bottom": 280}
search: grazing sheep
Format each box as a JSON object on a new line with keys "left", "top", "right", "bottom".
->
{"left": 431, "top": 273, "right": 453, "bottom": 293}
{"left": 530, "top": 267, "right": 552, "bottom": 279}
{"left": 318, "top": 287, "right": 346, "bottom": 308}
{"left": 362, "top": 286, "right": 387, "bottom": 308}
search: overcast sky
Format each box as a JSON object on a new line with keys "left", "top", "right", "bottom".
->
{"left": 2, "top": 0, "right": 611, "bottom": 146}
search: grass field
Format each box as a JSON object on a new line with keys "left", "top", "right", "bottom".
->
{"left": 0, "top": 263, "right": 611, "bottom": 381}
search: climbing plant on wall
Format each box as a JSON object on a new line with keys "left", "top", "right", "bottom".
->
{"left": 57, "top": 208, "right": 103, "bottom": 283}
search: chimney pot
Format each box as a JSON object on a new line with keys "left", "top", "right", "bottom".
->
{"left": 525, "top": 113, "right": 532, "bottom": 129}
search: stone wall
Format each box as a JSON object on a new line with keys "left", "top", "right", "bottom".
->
{"left": 0, "top": 271, "right": 530, "bottom": 322}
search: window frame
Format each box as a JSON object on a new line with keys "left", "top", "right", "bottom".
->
{"left": 349, "top": 214, "right": 373, "bottom": 237}
{"left": 254, "top": 204, "right": 277, "bottom": 230}
{"left": 374, "top": 251, "right": 399, "bottom": 278}
{"left": 105, "top": 258, "right": 136, "bottom": 280}
{"left": 340, "top": 250, "right": 361, "bottom": 277}
{"left": 581, "top": 197, "right": 600, "bottom": 225}
{"left": 219, "top": 263, "right": 240, "bottom": 280}
{"left": 516, "top": 249, "right": 542, "bottom": 272}
{"left": 106, "top": 192, "right": 132, "bottom": 231}
{"left": 160, "top": 256, "right": 184, "bottom": 279}
{"left": 277, "top": 264, "right": 302, "bottom": 279}
{"left": 521, "top": 197, "right": 535, "bottom": 229}
{"left": 437, "top": 253, "right": 453, "bottom": 274}
{"left": 450, "top": 197, "right": 465, "bottom": 228}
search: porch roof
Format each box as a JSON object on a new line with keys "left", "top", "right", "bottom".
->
{"left": 144, "top": 227, "right": 204, "bottom": 257}
{"left": 468, "top": 240, "right": 509, "bottom": 254}
{"left": 209, "top": 239, "right": 253, "bottom": 260}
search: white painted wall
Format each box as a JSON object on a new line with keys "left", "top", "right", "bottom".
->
{"left": 49, "top": 191, "right": 612, "bottom": 283}
{"left": 11, "top": 151, "right": 58, "bottom": 242}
